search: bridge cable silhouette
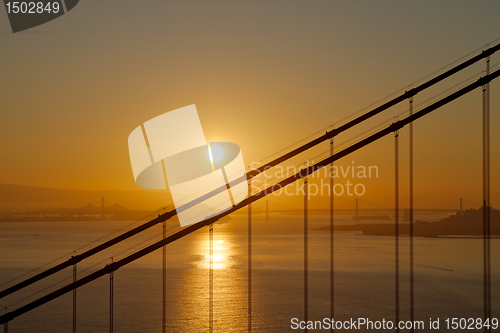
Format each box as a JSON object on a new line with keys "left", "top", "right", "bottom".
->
{"left": 3, "top": 40, "right": 496, "bottom": 300}
{"left": 394, "top": 123, "right": 400, "bottom": 332}
{"left": 1, "top": 43, "right": 499, "bottom": 331}
{"left": 7, "top": 62, "right": 496, "bottom": 328}
{"left": 0, "top": 64, "right": 498, "bottom": 327}
{"left": 252, "top": 36, "right": 500, "bottom": 170}
{"left": 408, "top": 92, "right": 414, "bottom": 332}
{"left": 329, "top": 133, "right": 335, "bottom": 328}
{"left": 3, "top": 54, "right": 494, "bottom": 297}
{"left": 483, "top": 53, "right": 492, "bottom": 328}
{"left": 256, "top": 62, "right": 499, "bottom": 192}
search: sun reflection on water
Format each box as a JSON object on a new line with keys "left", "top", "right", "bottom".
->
{"left": 197, "top": 239, "right": 231, "bottom": 269}
{"left": 177, "top": 229, "right": 247, "bottom": 332}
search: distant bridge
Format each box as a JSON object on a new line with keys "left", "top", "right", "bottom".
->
{"left": 248, "top": 197, "right": 481, "bottom": 219}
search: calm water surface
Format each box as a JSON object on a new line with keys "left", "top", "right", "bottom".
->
{"left": 0, "top": 215, "right": 499, "bottom": 332}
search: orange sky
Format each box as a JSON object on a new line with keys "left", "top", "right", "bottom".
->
{"left": 1, "top": 1, "right": 499, "bottom": 209}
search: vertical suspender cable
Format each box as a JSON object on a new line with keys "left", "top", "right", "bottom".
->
{"left": 304, "top": 174, "right": 309, "bottom": 332}
{"left": 482, "top": 55, "right": 491, "bottom": 333}
{"left": 486, "top": 55, "right": 491, "bottom": 329}
{"left": 482, "top": 57, "right": 486, "bottom": 333}
{"left": 330, "top": 136, "right": 335, "bottom": 327}
{"left": 161, "top": 171, "right": 168, "bottom": 333}
{"left": 73, "top": 262, "right": 77, "bottom": 333}
{"left": 2, "top": 307, "right": 6, "bottom": 333}
{"left": 109, "top": 258, "right": 113, "bottom": 333}
{"left": 162, "top": 220, "right": 166, "bottom": 333}
{"left": 248, "top": 181, "right": 252, "bottom": 332}
{"left": 409, "top": 96, "right": 414, "bottom": 333}
{"left": 209, "top": 224, "right": 214, "bottom": 333}
{"left": 395, "top": 129, "right": 400, "bottom": 333}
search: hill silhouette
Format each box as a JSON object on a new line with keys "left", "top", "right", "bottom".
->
{"left": 319, "top": 207, "right": 500, "bottom": 237}
{"left": 0, "top": 184, "right": 172, "bottom": 213}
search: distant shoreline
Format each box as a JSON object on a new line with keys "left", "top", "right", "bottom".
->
{"left": 314, "top": 207, "right": 500, "bottom": 237}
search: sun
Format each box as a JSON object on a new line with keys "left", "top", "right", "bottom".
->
{"left": 209, "top": 144, "right": 225, "bottom": 163}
